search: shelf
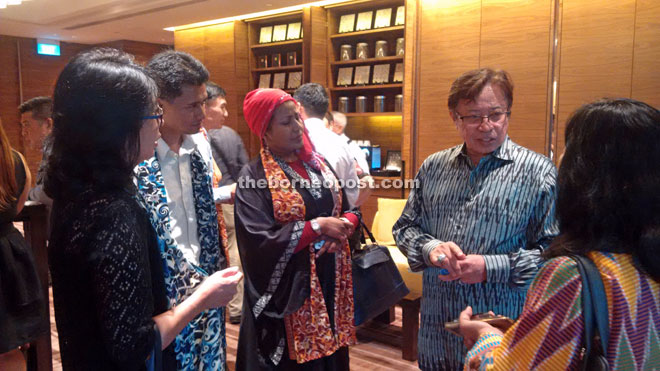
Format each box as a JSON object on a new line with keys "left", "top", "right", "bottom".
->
{"left": 344, "top": 112, "right": 402, "bottom": 117}
{"left": 331, "top": 83, "right": 403, "bottom": 91}
{"left": 251, "top": 39, "right": 302, "bottom": 50}
{"left": 330, "top": 25, "right": 404, "bottom": 40}
{"left": 331, "top": 56, "right": 403, "bottom": 67}
{"left": 253, "top": 65, "right": 303, "bottom": 73}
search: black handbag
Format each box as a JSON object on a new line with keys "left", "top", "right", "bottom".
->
{"left": 571, "top": 254, "right": 610, "bottom": 371}
{"left": 352, "top": 221, "right": 409, "bottom": 326}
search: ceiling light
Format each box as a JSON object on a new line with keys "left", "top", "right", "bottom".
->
{"left": 165, "top": 0, "right": 352, "bottom": 32}
{"left": 7, "top": 0, "right": 22, "bottom": 5}
{"left": 0, "top": 0, "right": 8, "bottom": 8}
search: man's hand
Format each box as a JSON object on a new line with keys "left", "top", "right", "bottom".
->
{"left": 430, "top": 241, "right": 466, "bottom": 280}
{"left": 457, "top": 254, "right": 487, "bottom": 284}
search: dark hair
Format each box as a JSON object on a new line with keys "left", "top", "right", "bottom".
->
{"left": 448, "top": 68, "right": 513, "bottom": 112}
{"left": 293, "top": 83, "right": 329, "bottom": 118}
{"left": 45, "top": 48, "right": 158, "bottom": 201}
{"left": 18, "top": 96, "right": 53, "bottom": 120}
{"left": 147, "top": 50, "right": 209, "bottom": 101}
{"left": 0, "top": 119, "right": 18, "bottom": 210}
{"left": 206, "top": 81, "right": 226, "bottom": 101}
{"left": 545, "top": 98, "right": 660, "bottom": 281}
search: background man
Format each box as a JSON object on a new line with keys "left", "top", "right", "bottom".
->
{"left": 393, "top": 68, "right": 558, "bottom": 370}
{"left": 203, "top": 81, "right": 248, "bottom": 325}
{"left": 19, "top": 96, "right": 53, "bottom": 207}
{"left": 293, "top": 83, "right": 364, "bottom": 207}
{"left": 136, "top": 50, "right": 241, "bottom": 370}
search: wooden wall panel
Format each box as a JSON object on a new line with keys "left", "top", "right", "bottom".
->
{"left": 631, "top": 0, "right": 660, "bottom": 108}
{"left": 0, "top": 37, "right": 21, "bottom": 148}
{"left": 554, "top": 0, "right": 636, "bottom": 154}
{"left": 480, "top": 0, "right": 553, "bottom": 155}
{"left": 305, "top": 6, "right": 328, "bottom": 84}
{"left": 174, "top": 28, "right": 206, "bottom": 63}
{"left": 401, "top": 0, "right": 416, "bottom": 182}
{"left": 414, "top": 0, "right": 481, "bottom": 171}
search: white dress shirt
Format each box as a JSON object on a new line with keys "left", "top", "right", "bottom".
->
{"left": 338, "top": 133, "right": 370, "bottom": 175}
{"left": 156, "top": 133, "right": 215, "bottom": 265}
{"left": 304, "top": 118, "right": 359, "bottom": 207}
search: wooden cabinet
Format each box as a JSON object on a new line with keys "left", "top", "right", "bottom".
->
{"left": 247, "top": 13, "right": 305, "bottom": 95}
{"left": 326, "top": 0, "right": 405, "bottom": 117}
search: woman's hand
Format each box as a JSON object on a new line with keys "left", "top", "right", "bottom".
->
{"left": 316, "top": 217, "right": 351, "bottom": 243}
{"left": 458, "top": 306, "right": 503, "bottom": 349}
{"left": 197, "top": 266, "right": 243, "bottom": 310}
{"left": 315, "top": 237, "right": 342, "bottom": 258}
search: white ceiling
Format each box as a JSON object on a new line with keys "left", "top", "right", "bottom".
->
{"left": 0, "top": 0, "right": 312, "bottom": 45}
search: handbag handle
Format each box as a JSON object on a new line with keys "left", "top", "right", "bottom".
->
{"left": 359, "top": 219, "right": 378, "bottom": 245}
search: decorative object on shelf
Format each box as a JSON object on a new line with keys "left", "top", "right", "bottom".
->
{"left": 272, "top": 72, "right": 286, "bottom": 89}
{"left": 356, "top": 42, "right": 369, "bottom": 59}
{"left": 337, "top": 67, "right": 354, "bottom": 86}
{"left": 372, "top": 64, "right": 390, "bottom": 84}
{"left": 375, "top": 40, "right": 388, "bottom": 58}
{"left": 259, "top": 26, "right": 273, "bottom": 44}
{"left": 355, "top": 11, "right": 373, "bottom": 31}
{"left": 385, "top": 150, "right": 402, "bottom": 172}
{"left": 340, "top": 44, "right": 353, "bottom": 61}
{"left": 395, "top": 5, "right": 405, "bottom": 26}
{"left": 354, "top": 65, "right": 371, "bottom": 85}
{"left": 258, "top": 74, "right": 271, "bottom": 88}
{"left": 374, "top": 95, "right": 386, "bottom": 112}
{"left": 396, "top": 38, "right": 405, "bottom": 56}
{"left": 338, "top": 97, "right": 349, "bottom": 113}
{"left": 395, "top": 94, "right": 403, "bottom": 112}
{"left": 287, "top": 72, "right": 302, "bottom": 89}
{"left": 338, "top": 13, "right": 356, "bottom": 33}
{"left": 257, "top": 55, "right": 268, "bottom": 68}
{"left": 272, "top": 53, "right": 282, "bottom": 67}
{"left": 393, "top": 62, "right": 404, "bottom": 83}
{"left": 374, "top": 8, "right": 393, "bottom": 28}
{"left": 286, "top": 51, "right": 297, "bottom": 66}
{"left": 356, "top": 96, "right": 367, "bottom": 113}
{"left": 287, "top": 22, "right": 302, "bottom": 40}
{"left": 272, "top": 24, "right": 288, "bottom": 42}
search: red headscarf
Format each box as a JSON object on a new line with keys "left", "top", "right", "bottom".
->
{"left": 243, "top": 88, "right": 315, "bottom": 162}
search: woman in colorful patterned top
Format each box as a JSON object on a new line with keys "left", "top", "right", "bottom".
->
{"left": 235, "top": 88, "right": 360, "bottom": 370}
{"left": 458, "top": 98, "right": 660, "bottom": 370}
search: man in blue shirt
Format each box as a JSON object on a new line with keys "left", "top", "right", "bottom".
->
{"left": 393, "top": 68, "right": 558, "bottom": 370}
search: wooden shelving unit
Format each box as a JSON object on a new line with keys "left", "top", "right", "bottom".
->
{"left": 246, "top": 12, "right": 305, "bottom": 92}
{"left": 326, "top": 0, "right": 406, "bottom": 116}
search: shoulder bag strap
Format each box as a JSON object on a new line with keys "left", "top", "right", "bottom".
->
{"left": 571, "top": 254, "right": 609, "bottom": 370}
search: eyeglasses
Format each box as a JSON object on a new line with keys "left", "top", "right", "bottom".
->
{"left": 456, "top": 111, "right": 510, "bottom": 126}
{"left": 142, "top": 106, "right": 164, "bottom": 128}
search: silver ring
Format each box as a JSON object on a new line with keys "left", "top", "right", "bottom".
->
{"left": 436, "top": 253, "right": 447, "bottom": 264}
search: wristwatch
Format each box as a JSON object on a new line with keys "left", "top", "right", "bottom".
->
{"left": 310, "top": 219, "right": 322, "bottom": 235}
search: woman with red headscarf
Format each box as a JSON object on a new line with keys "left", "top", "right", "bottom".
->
{"left": 235, "top": 89, "right": 359, "bottom": 370}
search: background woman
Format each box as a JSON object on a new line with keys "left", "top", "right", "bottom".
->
{"left": 46, "top": 48, "right": 240, "bottom": 370}
{"left": 459, "top": 98, "right": 660, "bottom": 370}
{"left": 0, "top": 120, "right": 47, "bottom": 371}
{"left": 235, "top": 88, "right": 359, "bottom": 370}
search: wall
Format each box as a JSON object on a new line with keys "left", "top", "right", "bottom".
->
{"left": 553, "top": 0, "right": 660, "bottom": 156}
{"left": 0, "top": 35, "right": 170, "bottom": 179}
